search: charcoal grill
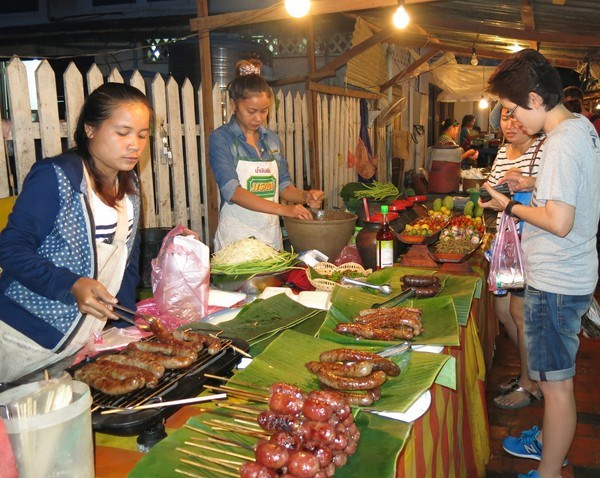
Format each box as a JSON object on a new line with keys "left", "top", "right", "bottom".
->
{"left": 69, "top": 335, "right": 248, "bottom": 443}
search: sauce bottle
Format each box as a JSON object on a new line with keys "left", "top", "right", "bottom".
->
{"left": 376, "top": 205, "right": 395, "bottom": 269}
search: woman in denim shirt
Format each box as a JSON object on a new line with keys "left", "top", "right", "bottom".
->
{"left": 209, "top": 59, "right": 323, "bottom": 251}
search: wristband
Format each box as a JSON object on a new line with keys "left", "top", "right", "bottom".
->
{"left": 505, "top": 200, "right": 521, "bottom": 217}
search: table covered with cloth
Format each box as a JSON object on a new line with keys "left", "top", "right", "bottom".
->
{"left": 94, "top": 253, "right": 495, "bottom": 478}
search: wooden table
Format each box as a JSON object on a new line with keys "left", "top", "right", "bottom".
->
{"left": 94, "top": 254, "right": 495, "bottom": 477}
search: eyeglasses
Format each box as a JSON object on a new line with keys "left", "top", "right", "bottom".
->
{"left": 505, "top": 103, "right": 519, "bottom": 119}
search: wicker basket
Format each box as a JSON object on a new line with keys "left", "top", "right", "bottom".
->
{"left": 306, "top": 262, "right": 372, "bottom": 292}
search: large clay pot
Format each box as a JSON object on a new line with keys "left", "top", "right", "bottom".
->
{"left": 284, "top": 210, "right": 357, "bottom": 261}
{"left": 356, "top": 219, "right": 400, "bottom": 270}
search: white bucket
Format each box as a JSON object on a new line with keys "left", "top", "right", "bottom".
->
{"left": 1, "top": 380, "right": 94, "bottom": 478}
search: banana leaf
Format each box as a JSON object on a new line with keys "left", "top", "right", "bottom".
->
{"left": 233, "top": 330, "right": 450, "bottom": 414}
{"left": 189, "top": 295, "right": 323, "bottom": 344}
{"left": 319, "top": 289, "right": 459, "bottom": 347}
{"left": 128, "top": 407, "right": 412, "bottom": 478}
{"left": 364, "top": 266, "right": 480, "bottom": 326}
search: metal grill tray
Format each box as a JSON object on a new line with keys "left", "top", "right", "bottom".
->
{"left": 68, "top": 336, "right": 248, "bottom": 436}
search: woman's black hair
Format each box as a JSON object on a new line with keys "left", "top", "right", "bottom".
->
{"left": 487, "top": 49, "right": 563, "bottom": 111}
{"left": 226, "top": 59, "right": 271, "bottom": 102}
{"left": 74, "top": 82, "right": 153, "bottom": 207}
{"left": 461, "top": 115, "right": 475, "bottom": 128}
{"left": 440, "top": 118, "right": 459, "bottom": 134}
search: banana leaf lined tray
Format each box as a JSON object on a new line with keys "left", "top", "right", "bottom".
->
{"left": 366, "top": 267, "right": 482, "bottom": 326}
{"left": 128, "top": 406, "right": 412, "bottom": 478}
{"left": 232, "top": 330, "right": 451, "bottom": 414}
{"left": 318, "top": 289, "right": 460, "bottom": 348}
{"left": 187, "top": 294, "right": 327, "bottom": 355}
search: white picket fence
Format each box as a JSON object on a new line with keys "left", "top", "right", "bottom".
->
{"left": 0, "top": 57, "right": 367, "bottom": 241}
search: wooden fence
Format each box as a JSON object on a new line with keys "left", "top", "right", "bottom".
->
{"left": 1, "top": 57, "right": 367, "bottom": 242}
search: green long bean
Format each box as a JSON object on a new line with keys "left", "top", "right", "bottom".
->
{"left": 352, "top": 181, "right": 400, "bottom": 200}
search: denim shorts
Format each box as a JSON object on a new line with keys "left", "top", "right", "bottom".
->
{"left": 523, "top": 285, "right": 592, "bottom": 382}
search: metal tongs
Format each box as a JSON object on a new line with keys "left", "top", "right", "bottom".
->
{"left": 341, "top": 277, "right": 393, "bottom": 295}
{"left": 98, "top": 299, "right": 159, "bottom": 332}
{"left": 371, "top": 287, "right": 417, "bottom": 309}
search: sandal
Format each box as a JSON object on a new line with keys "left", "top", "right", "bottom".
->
{"left": 498, "top": 374, "right": 520, "bottom": 394}
{"left": 493, "top": 384, "right": 543, "bottom": 410}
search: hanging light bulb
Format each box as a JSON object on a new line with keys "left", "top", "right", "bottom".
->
{"left": 285, "top": 0, "right": 310, "bottom": 18}
{"left": 479, "top": 96, "right": 489, "bottom": 109}
{"left": 470, "top": 47, "right": 479, "bottom": 66}
{"left": 392, "top": 2, "right": 410, "bottom": 29}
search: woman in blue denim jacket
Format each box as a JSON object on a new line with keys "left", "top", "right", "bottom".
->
{"left": 209, "top": 59, "right": 323, "bottom": 251}
{"left": 0, "top": 83, "right": 153, "bottom": 382}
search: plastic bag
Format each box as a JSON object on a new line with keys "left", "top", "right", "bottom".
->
{"left": 488, "top": 212, "right": 525, "bottom": 291}
{"left": 582, "top": 297, "right": 600, "bottom": 339}
{"left": 151, "top": 225, "right": 210, "bottom": 322}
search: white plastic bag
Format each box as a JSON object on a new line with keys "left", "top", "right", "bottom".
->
{"left": 150, "top": 225, "right": 210, "bottom": 322}
{"left": 488, "top": 212, "right": 526, "bottom": 291}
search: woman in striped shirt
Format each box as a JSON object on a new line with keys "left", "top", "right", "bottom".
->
{"left": 488, "top": 106, "right": 545, "bottom": 410}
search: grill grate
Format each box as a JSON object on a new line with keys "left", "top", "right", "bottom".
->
{"left": 70, "top": 335, "right": 247, "bottom": 436}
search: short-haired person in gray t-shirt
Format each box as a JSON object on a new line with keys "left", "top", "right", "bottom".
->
{"left": 481, "top": 49, "right": 600, "bottom": 478}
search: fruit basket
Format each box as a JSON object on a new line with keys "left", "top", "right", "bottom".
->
{"left": 306, "top": 262, "right": 372, "bottom": 292}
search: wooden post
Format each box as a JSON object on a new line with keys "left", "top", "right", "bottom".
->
{"left": 305, "top": 18, "right": 321, "bottom": 190}
{"left": 197, "top": 0, "right": 219, "bottom": 244}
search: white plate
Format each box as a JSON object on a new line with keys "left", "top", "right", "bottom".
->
{"left": 204, "top": 308, "right": 241, "bottom": 325}
{"left": 371, "top": 390, "right": 432, "bottom": 423}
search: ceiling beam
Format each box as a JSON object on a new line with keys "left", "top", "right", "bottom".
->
{"left": 379, "top": 48, "right": 440, "bottom": 92}
{"left": 189, "top": 0, "right": 437, "bottom": 32}
{"left": 414, "top": 14, "right": 600, "bottom": 47}
{"left": 520, "top": 0, "right": 538, "bottom": 49}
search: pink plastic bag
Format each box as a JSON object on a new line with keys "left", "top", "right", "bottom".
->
{"left": 151, "top": 225, "right": 210, "bottom": 322}
{"left": 488, "top": 212, "right": 526, "bottom": 291}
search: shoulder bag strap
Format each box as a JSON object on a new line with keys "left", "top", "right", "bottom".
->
{"left": 527, "top": 137, "right": 546, "bottom": 176}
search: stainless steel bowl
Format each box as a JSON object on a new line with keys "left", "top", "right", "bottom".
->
{"left": 211, "top": 270, "right": 287, "bottom": 295}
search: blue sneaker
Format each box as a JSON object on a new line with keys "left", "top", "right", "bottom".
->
{"left": 518, "top": 471, "right": 540, "bottom": 478}
{"left": 502, "top": 426, "right": 568, "bottom": 467}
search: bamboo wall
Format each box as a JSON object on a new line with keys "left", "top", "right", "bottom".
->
{"left": 0, "top": 57, "right": 365, "bottom": 242}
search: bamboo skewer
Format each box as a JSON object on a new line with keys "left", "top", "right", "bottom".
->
{"left": 204, "top": 374, "right": 268, "bottom": 392}
{"left": 179, "top": 458, "right": 238, "bottom": 477}
{"left": 175, "top": 469, "right": 206, "bottom": 478}
{"left": 188, "top": 436, "right": 249, "bottom": 450}
{"left": 183, "top": 441, "right": 254, "bottom": 461}
{"left": 178, "top": 448, "right": 243, "bottom": 469}
{"left": 215, "top": 402, "right": 263, "bottom": 415}
{"left": 184, "top": 425, "right": 255, "bottom": 451}
{"left": 204, "top": 385, "right": 268, "bottom": 403}
{"left": 205, "top": 419, "right": 268, "bottom": 438}
{"left": 100, "top": 393, "right": 227, "bottom": 415}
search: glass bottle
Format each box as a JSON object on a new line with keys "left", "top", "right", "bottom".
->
{"left": 376, "top": 205, "right": 395, "bottom": 269}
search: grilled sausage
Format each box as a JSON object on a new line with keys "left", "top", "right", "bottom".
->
{"left": 318, "top": 349, "right": 401, "bottom": 377}
{"left": 322, "top": 387, "right": 381, "bottom": 406}
{"left": 96, "top": 353, "right": 165, "bottom": 379}
{"left": 95, "top": 356, "right": 160, "bottom": 388}
{"left": 402, "top": 274, "right": 440, "bottom": 287}
{"left": 305, "top": 360, "right": 374, "bottom": 378}
{"left": 74, "top": 362, "right": 145, "bottom": 395}
{"left": 172, "top": 330, "right": 223, "bottom": 354}
{"left": 128, "top": 340, "right": 197, "bottom": 361}
{"left": 126, "top": 345, "right": 193, "bottom": 369}
{"left": 335, "top": 323, "right": 415, "bottom": 341}
{"left": 315, "top": 368, "right": 387, "bottom": 391}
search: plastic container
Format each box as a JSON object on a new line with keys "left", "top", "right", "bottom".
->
{"left": 1, "top": 381, "right": 94, "bottom": 478}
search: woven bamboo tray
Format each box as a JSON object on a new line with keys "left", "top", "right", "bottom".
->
{"left": 306, "top": 262, "right": 372, "bottom": 292}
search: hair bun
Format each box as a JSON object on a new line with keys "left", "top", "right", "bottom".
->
{"left": 237, "top": 59, "right": 262, "bottom": 76}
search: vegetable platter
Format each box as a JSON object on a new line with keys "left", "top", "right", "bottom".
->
{"left": 397, "top": 214, "right": 449, "bottom": 245}
{"left": 430, "top": 215, "right": 486, "bottom": 263}
{"left": 210, "top": 237, "right": 298, "bottom": 276}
